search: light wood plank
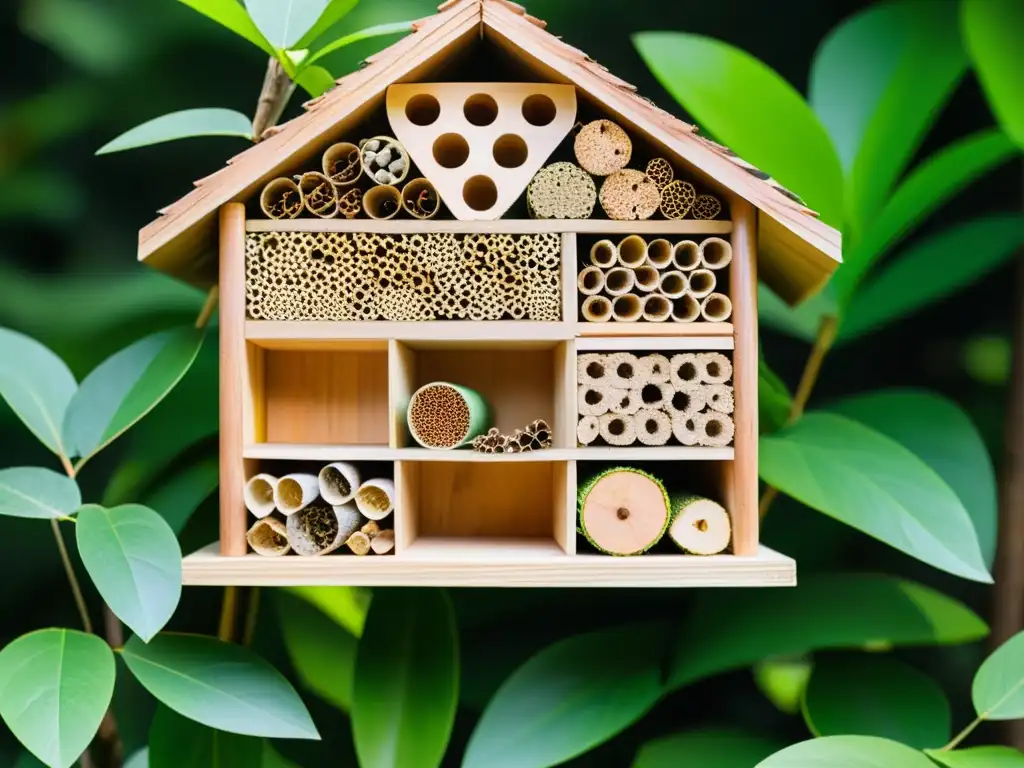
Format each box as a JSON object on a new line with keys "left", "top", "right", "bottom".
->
{"left": 389, "top": 340, "right": 415, "bottom": 449}
{"left": 394, "top": 460, "right": 419, "bottom": 552}
{"left": 552, "top": 461, "right": 568, "bottom": 553}
{"left": 561, "top": 233, "right": 576, "bottom": 324}
{"left": 553, "top": 341, "right": 575, "bottom": 449}
{"left": 181, "top": 542, "right": 796, "bottom": 587}
{"left": 242, "top": 444, "right": 734, "bottom": 461}
{"left": 576, "top": 322, "right": 733, "bottom": 337}
{"left": 245, "top": 219, "right": 734, "bottom": 235}
{"left": 247, "top": 321, "right": 572, "bottom": 346}
{"left": 575, "top": 336, "right": 734, "bottom": 351}
{"left": 563, "top": 460, "right": 577, "bottom": 555}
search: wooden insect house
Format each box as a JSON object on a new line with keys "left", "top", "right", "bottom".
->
{"left": 137, "top": 0, "right": 840, "bottom": 587}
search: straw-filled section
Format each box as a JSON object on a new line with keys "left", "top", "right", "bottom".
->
{"left": 471, "top": 419, "right": 553, "bottom": 453}
{"left": 527, "top": 162, "right": 597, "bottom": 219}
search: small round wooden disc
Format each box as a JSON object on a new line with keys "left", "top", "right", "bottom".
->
{"left": 581, "top": 471, "right": 668, "bottom": 555}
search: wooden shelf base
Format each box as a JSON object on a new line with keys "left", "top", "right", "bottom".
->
{"left": 242, "top": 444, "right": 735, "bottom": 461}
{"left": 246, "top": 219, "right": 733, "bottom": 235}
{"left": 181, "top": 542, "right": 795, "bottom": 587}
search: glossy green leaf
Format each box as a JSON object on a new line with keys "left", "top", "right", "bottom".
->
{"left": 0, "top": 467, "right": 80, "bottom": 520}
{"left": 0, "top": 629, "right": 116, "bottom": 768}
{"left": 76, "top": 504, "right": 182, "bottom": 642}
{"left": 121, "top": 634, "right": 319, "bottom": 740}
{"left": 634, "top": 32, "right": 843, "bottom": 228}
{"left": 286, "top": 585, "right": 370, "bottom": 636}
{"left": 928, "top": 747, "right": 1024, "bottom": 767}
{"left": 758, "top": 282, "right": 836, "bottom": 345}
{"left": 841, "top": 215, "right": 1024, "bottom": 341}
{"left": 307, "top": 21, "right": 415, "bottom": 64}
{"left": 175, "top": 0, "right": 272, "bottom": 53}
{"left": 295, "top": 0, "right": 358, "bottom": 47}
{"left": 810, "top": 0, "right": 967, "bottom": 232}
{"left": 352, "top": 589, "right": 457, "bottom": 768}
{"left": 760, "top": 412, "right": 990, "bottom": 582}
{"left": 143, "top": 456, "right": 219, "bottom": 535}
{"left": 759, "top": 355, "right": 792, "bottom": 434}
{"left": 831, "top": 390, "right": 997, "bottom": 568}
{"left": 963, "top": 0, "right": 1024, "bottom": 148}
{"left": 63, "top": 327, "right": 205, "bottom": 462}
{"left": 836, "top": 130, "right": 1017, "bottom": 302}
{"left": 669, "top": 574, "right": 987, "bottom": 690}
{"left": 295, "top": 65, "right": 335, "bottom": 97}
{"left": 754, "top": 657, "right": 812, "bottom": 715}
{"left": 0, "top": 328, "right": 77, "bottom": 456}
{"left": 973, "top": 629, "right": 1024, "bottom": 720}
{"left": 149, "top": 705, "right": 264, "bottom": 768}
{"left": 124, "top": 749, "right": 149, "bottom": 768}
{"left": 96, "top": 109, "right": 252, "bottom": 154}
{"left": 245, "top": 0, "right": 329, "bottom": 50}
{"left": 633, "top": 729, "right": 781, "bottom": 768}
{"left": 755, "top": 735, "right": 935, "bottom": 767}
{"left": 276, "top": 592, "right": 357, "bottom": 711}
{"left": 463, "top": 623, "right": 667, "bottom": 768}
{"left": 802, "top": 654, "right": 949, "bottom": 748}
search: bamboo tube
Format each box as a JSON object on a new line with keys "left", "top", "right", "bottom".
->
{"left": 577, "top": 415, "right": 600, "bottom": 445}
{"left": 371, "top": 529, "right": 395, "bottom": 555}
{"left": 688, "top": 269, "right": 716, "bottom": 299}
{"left": 634, "top": 266, "right": 660, "bottom": 294}
{"left": 635, "top": 381, "right": 673, "bottom": 410}
{"left": 704, "top": 384, "right": 736, "bottom": 414}
{"left": 590, "top": 239, "right": 617, "bottom": 268}
{"left": 274, "top": 473, "right": 320, "bottom": 516}
{"left": 634, "top": 408, "right": 672, "bottom": 446}
{"left": 401, "top": 178, "right": 440, "bottom": 219}
{"left": 322, "top": 142, "right": 361, "bottom": 186}
{"left": 407, "top": 382, "right": 492, "bottom": 449}
{"left": 577, "top": 353, "right": 607, "bottom": 385}
{"left": 347, "top": 531, "right": 372, "bottom": 556}
{"left": 671, "top": 412, "right": 701, "bottom": 446}
{"left": 246, "top": 517, "right": 290, "bottom": 556}
{"left": 642, "top": 294, "right": 671, "bottom": 322}
{"left": 297, "top": 172, "right": 339, "bottom": 218}
{"left": 287, "top": 504, "right": 363, "bottom": 556}
{"left": 701, "top": 293, "right": 733, "bottom": 322}
{"left": 318, "top": 462, "right": 361, "bottom": 506}
{"left": 698, "top": 352, "right": 733, "bottom": 384}
{"left": 612, "top": 295, "right": 642, "bottom": 322}
{"left": 581, "top": 295, "right": 612, "bottom": 322}
{"left": 646, "top": 238, "right": 673, "bottom": 269}
{"left": 574, "top": 119, "right": 632, "bottom": 176}
{"left": 669, "top": 496, "right": 732, "bottom": 555}
{"left": 243, "top": 473, "right": 277, "bottom": 518}
{"left": 578, "top": 384, "right": 622, "bottom": 416}
{"left": 337, "top": 188, "right": 361, "bottom": 219}
{"left": 699, "top": 237, "right": 733, "bottom": 269}
{"left": 604, "top": 267, "right": 635, "bottom": 296}
{"left": 659, "top": 271, "right": 688, "bottom": 299}
{"left": 668, "top": 385, "right": 708, "bottom": 417}
{"left": 637, "top": 354, "right": 670, "bottom": 384}
{"left": 672, "top": 240, "right": 701, "bottom": 271}
{"left": 260, "top": 178, "right": 302, "bottom": 220}
{"left": 360, "top": 135, "right": 409, "bottom": 186}
{"left": 577, "top": 266, "right": 606, "bottom": 296}
{"left": 670, "top": 353, "right": 701, "bottom": 389}
{"left": 617, "top": 235, "right": 647, "bottom": 268}
{"left": 577, "top": 467, "right": 670, "bottom": 555}
{"left": 363, "top": 185, "right": 401, "bottom": 220}
{"left": 671, "top": 294, "right": 701, "bottom": 323}
{"left": 599, "top": 413, "right": 637, "bottom": 446}
{"left": 605, "top": 352, "right": 641, "bottom": 389}
{"left": 696, "top": 411, "right": 735, "bottom": 447}
{"left": 355, "top": 478, "right": 395, "bottom": 520}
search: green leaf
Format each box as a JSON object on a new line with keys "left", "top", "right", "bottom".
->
{"left": 76, "top": 504, "right": 182, "bottom": 642}
{"left": 463, "top": 623, "right": 667, "bottom": 768}
{"left": 755, "top": 735, "right": 935, "bottom": 767}
{"left": 802, "top": 653, "right": 949, "bottom": 749}
{"left": 669, "top": 574, "right": 987, "bottom": 690}
{"left": 0, "top": 467, "right": 80, "bottom": 520}
{"left": 836, "top": 130, "right": 1017, "bottom": 302}
{"left": 831, "top": 390, "right": 998, "bottom": 568}
{"left": 841, "top": 215, "right": 1024, "bottom": 341}
{"left": 754, "top": 657, "right": 812, "bottom": 715}
{"left": 276, "top": 591, "right": 357, "bottom": 711}
{"left": 352, "top": 589, "right": 457, "bottom": 768}
{"left": 295, "top": 65, "right": 335, "bottom": 97}
{"left": 142, "top": 456, "right": 219, "bottom": 535}
{"left": 760, "top": 412, "right": 991, "bottom": 582}
{"left": 973, "top": 629, "right": 1024, "bottom": 720}
{"left": 124, "top": 749, "right": 149, "bottom": 768}
{"left": 295, "top": 0, "right": 358, "bottom": 48}
{"left": 245, "top": 0, "right": 329, "bottom": 50}
{"left": 633, "top": 32, "right": 843, "bottom": 228}
{"left": 63, "top": 327, "right": 205, "bottom": 463}
{"left": 286, "top": 585, "right": 370, "bottom": 637}
{"left": 0, "top": 629, "right": 116, "bottom": 768}
{"left": 928, "top": 747, "right": 1024, "bottom": 767}
{"left": 633, "top": 729, "right": 781, "bottom": 768}
{"left": 176, "top": 0, "right": 273, "bottom": 53}
{"left": 306, "top": 21, "right": 414, "bottom": 65}
{"left": 96, "top": 109, "right": 252, "bottom": 155}
{"left": 758, "top": 282, "right": 836, "bottom": 345}
{"left": 759, "top": 355, "right": 792, "bottom": 434}
{"left": 148, "top": 705, "right": 264, "bottom": 768}
{"left": 810, "top": 0, "right": 967, "bottom": 232}
{"left": 0, "top": 328, "right": 77, "bottom": 456}
{"left": 121, "top": 633, "right": 319, "bottom": 740}
{"left": 963, "top": 0, "right": 1024, "bottom": 149}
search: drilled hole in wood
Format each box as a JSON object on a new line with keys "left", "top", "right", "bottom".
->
{"left": 463, "top": 175, "right": 498, "bottom": 211}
{"left": 522, "top": 94, "right": 556, "bottom": 126}
{"left": 464, "top": 93, "right": 498, "bottom": 126}
{"left": 433, "top": 133, "right": 470, "bottom": 168}
{"left": 493, "top": 133, "right": 528, "bottom": 168}
{"left": 406, "top": 94, "right": 441, "bottom": 126}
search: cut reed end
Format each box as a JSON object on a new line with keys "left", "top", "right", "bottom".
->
{"left": 590, "top": 239, "right": 617, "bottom": 268}
{"left": 671, "top": 293, "right": 700, "bottom": 323}
{"left": 670, "top": 496, "right": 731, "bottom": 555}
{"left": 634, "top": 266, "right": 660, "bottom": 293}
{"left": 612, "top": 294, "right": 642, "bottom": 322}
{"left": 672, "top": 240, "right": 700, "bottom": 271}
{"left": 247, "top": 518, "right": 290, "bottom": 557}
{"left": 577, "top": 266, "right": 606, "bottom": 296}
{"left": 581, "top": 295, "right": 612, "bottom": 322}
{"left": 574, "top": 119, "right": 632, "bottom": 176}
{"left": 527, "top": 162, "right": 597, "bottom": 219}
{"left": 318, "top": 462, "right": 361, "bottom": 506}
{"left": 604, "top": 267, "right": 636, "bottom": 296}
{"left": 244, "top": 473, "right": 278, "bottom": 518}
{"left": 260, "top": 178, "right": 302, "bottom": 220}
{"left": 641, "top": 294, "right": 671, "bottom": 322}
{"left": 402, "top": 178, "right": 441, "bottom": 219}
{"left": 617, "top": 235, "right": 647, "bottom": 268}
{"left": 688, "top": 269, "right": 717, "bottom": 299}
{"left": 297, "top": 172, "right": 339, "bottom": 218}
{"left": 371, "top": 529, "right": 396, "bottom": 555}
{"left": 646, "top": 238, "right": 673, "bottom": 269}
{"left": 274, "top": 473, "right": 319, "bottom": 516}
{"left": 363, "top": 185, "right": 401, "bottom": 220}
{"left": 700, "top": 237, "right": 733, "bottom": 269}
{"left": 322, "top": 142, "right": 361, "bottom": 186}
{"left": 355, "top": 478, "right": 395, "bottom": 520}
{"left": 701, "top": 293, "right": 733, "bottom": 322}
{"left": 659, "top": 270, "right": 687, "bottom": 299}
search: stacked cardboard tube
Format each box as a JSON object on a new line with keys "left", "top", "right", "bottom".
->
{"left": 243, "top": 463, "right": 396, "bottom": 556}
{"left": 579, "top": 236, "right": 732, "bottom": 324}
{"left": 576, "top": 352, "right": 735, "bottom": 447}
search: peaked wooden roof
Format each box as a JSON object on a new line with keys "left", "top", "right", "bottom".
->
{"left": 138, "top": 0, "right": 841, "bottom": 304}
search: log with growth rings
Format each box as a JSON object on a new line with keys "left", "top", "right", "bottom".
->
{"left": 600, "top": 169, "right": 661, "bottom": 221}
{"left": 260, "top": 178, "right": 302, "bottom": 220}
{"left": 574, "top": 119, "right": 632, "bottom": 176}
{"left": 407, "top": 382, "right": 492, "bottom": 449}
{"left": 577, "top": 468, "right": 670, "bottom": 555}
{"left": 244, "top": 473, "right": 277, "bottom": 518}
{"left": 669, "top": 496, "right": 732, "bottom": 555}
{"left": 527, "top": 162, "right": 597, "bottom": 219}
{"left": 288, "top": 503, "right": 363, "bottom": 557}
{"left": 247, "top": 518, "right": 291, "bottom": 556}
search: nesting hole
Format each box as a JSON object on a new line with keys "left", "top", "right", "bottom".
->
{"left": 581, "top": 271, "right": 602, "bottom": 291}
{"left": 405, "top": 94, "right": 441, "bottom": 126}
{"left": 678, "top": 362, "right": 698, "bottom": 382}
{"left": 645, "top": 419, "right": 658, "bottom": 434}
{"left": 584, "top": 389, "right": 603, "bottom": 406}
{"left": 464, "top": 93, "right": 498, "bottom": 126}
{"left": 690, "top": 272, "right": 714, "bottom": 294}
{"left": 586, "top": 362, "right": 605, "bottom": 379}
{"left": 522, "top": 94, "right": 556, "bottom": 126}
{"left": 463, "top": 175, "right": 498, "bottom": 211}
{"left": 433, "top": 133, "right": 470, "bottom": 168}
{"left": 706, "top": 419, "right": 723, "bottom": 438}
{"left": 640, "top": 384, "right": 662, "bottom": 404}
{"left": 672, "top": 391, "right": 691, "bottom": 411}
{"left": 493, "top": 133, "right": 528, "bottom": 168}
{"left": 707, "top": 361, "right": 721, "bottom": 378}
{"left": 608, "top": 418, "right": 626, "bottom": 436}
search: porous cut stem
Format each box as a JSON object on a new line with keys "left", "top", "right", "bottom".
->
{"left": 671, "top": 412, "right": 700, "bottom": 446}
{"left": 244, "top": 473, "right": 278, "bottom": 518}
{"left": 704, "top": 384, "right": 736, "bottom": 414}
{"left": 699, "top": 237, "right": 733, "bottom": 269}
{"left": 604, "top": 267, "right": 636, "bottom": 296}
{"left": 287, "top": 503, "right": 363, "bottom": 556}
{"left": 698, "top": 352, "right": 733, "bottom": 384}
{"left": 600, "top": 169, "right": 661, "bottom": 221}
{"left": 634, "top": 408, "right": 671, "bottom": 446}
{"left": 659, "top": 271, "right": 687, "bottom": 298}
{"left": 527, "top": 162, "right": 597, "bottom": 219}
{"left": 645, "top": 158, "right": 674, "bottom": 189}
{"left": 692, "top": 193, "right": 723, "bottom": 220}
{"left": 363, "top": 185, "right": 401, "bottom": 220}
{"left": 610, "top": 388, "right": 642, "bottom": 415}
{"left": 701, "top": 293, "right": 733, "bottom": 322}
{"left": 577, "top": 266, "right": 606, "bottom": 296}
{"left": 672, "top": 240, "right": 700, "bottom": 271}
{"left": 670, "top": 353, "right": 701, "bottom": 389}
{"left": 634, "top": 266, "right": 660, "bottom": 293}
{"left": 578, "top": 384, "right": 622, "bottom": 416}
{"left": 617, "top": 235, "right": 647, "bottom": 268}
{"left": 577, "top": 467, "right": 670, "bottom": 555}
{"left": 346, "top": 531, "right": 372, "bottom": 556}
{"left": 260, "top": 178, "right": 302, "bottom": 220}
{"left": 671, "top": 293, "right": 701, "bottom": 323}
{"left": 688, "top": 269, "right": 716, "bottom": 299}
{"left": 402, "top": 178, "right": 440, "bottom": 219}
{"left": 408, "top": 382, "right": 491, "bottom": 449}
{"left": 660, "top": 180, "right": 696, "bottom": 219}
{"left": 646, "top": 238, "right": 673, "bottom": 268}
{"left": 322, "top": 142, "right": 361, "bottom": 186}
{"left": 599, "top": 413, "right": 637, "bottom": 446}
{"left": 669, "top": 495, "right": 732, "bottom": 555}
{"left": 274, "top": 473, "right": 319, "bottom": 515}
{"left": 605, "top": 352, "right": 641, "bottom": 389}
{"left": 356, "top": 478, "right": 395, "bottom": 520}
{"left": 577, "top": 352, "right": 607, "bottom": 385}
{"left": 634, "top": 380, "right": 673, "bottom": 410}
{"left": 577, "top": 415, "right": 600, "bottom": 445}
{"left": 581, "top": 295, "right": 612, "bottom": 322}
{"left": 574, "top": 119, "right": 632, "bottom": 176}
{"left": 695, "top": 411, "right": 735, "bottom": 447}
{"left": 246, "top": 517, "right": 291, "bottom": 556}
{"left": 668, "top": 385, "right": 707, "bottom": 416}
{"left": 612, "top": 295, "right": 642, "bottom": 322}
{"left": 370, "top": 529, "right": 396, "bottom": 555}
{"left": 637, "top": 353, "right": 670, "bottom": 384}
{"left": 590, "top": 239, "right": 617, "bottom": 268}
{"left": 642, "top": 294, "right": 671, "bottom": 322}
{"left": 318, "top": 462, "right": 361, "bottom": 506}
{"left": 297, "top": 172, "right": 339, "bottom": 218}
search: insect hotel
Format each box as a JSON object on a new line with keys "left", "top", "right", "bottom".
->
{"left": 138, "top": 0, "right": 839, "bottom": 587}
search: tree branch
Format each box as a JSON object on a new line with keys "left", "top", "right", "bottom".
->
{"left": 251, "top": 57, "right": 296, "bottom": 142}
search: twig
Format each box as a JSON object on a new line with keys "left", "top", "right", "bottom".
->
{"left": 251, "top": 57, "right": 296, "bottom": 141}
{"left": 50, "top": 519, "right": 92, "bottom": 634}
{"left": 195, "top": 285, "right": 219, "bottom": 330}
{"left": 943, "top": 714, "right": 985, "bottom": 751}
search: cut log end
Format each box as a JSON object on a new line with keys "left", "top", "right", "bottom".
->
{"left": 669, "top": 496, "right": 731, "bottom": 555}
{"left": 578, "top": 468, "right": 670, "bottom": 555}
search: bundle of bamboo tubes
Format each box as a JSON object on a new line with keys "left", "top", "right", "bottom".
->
{"left": 242, "top": 464, "right": 396, "bottom": 556}
{"left": 576, "top": 351, "right": 735, "bottom": 447}
{"left": 579, "top": 235, "right": 732, "bottom": 324}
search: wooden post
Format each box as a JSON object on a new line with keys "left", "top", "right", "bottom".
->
{"left": 727, "top": 198, "right": 759, "bottom": 555}
{"left": 219, "top": 203, "right": 248, "bottom": 556}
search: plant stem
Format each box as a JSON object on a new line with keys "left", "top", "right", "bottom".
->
{"left": 195, "top": 285, "right": 219, "bottom": 330}
{"left": 251, "top": 57, "right": 296, "bottom": 141}
{"left": 50, "top": 519, "right": 92, "bottom": 633}
{"left": 218, "top": 585, "right": 240, "bottom": 642}
{"left": 943, "top": 715, "right": 985, "bottom": 751}
{"left": 243, "top": 587, "right": 261, "bottom": 647}
{"left": 758, "top": 314, "right": 839, "bottom": 520}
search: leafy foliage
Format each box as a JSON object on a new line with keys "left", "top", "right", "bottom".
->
{"left": 96, "top": 108, "right": 253, "bottom": 154}
{"left": 632, "top": 729, "right": 781, "bottom": 768}
{"left": 756, "top": 735, "right": 936, "bottom": 767}
{"left": 962, "top": 0, "right": 1024, "bottom": 148}
{"left": 0, "top": 467, "right": 80, "bottom": 519}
